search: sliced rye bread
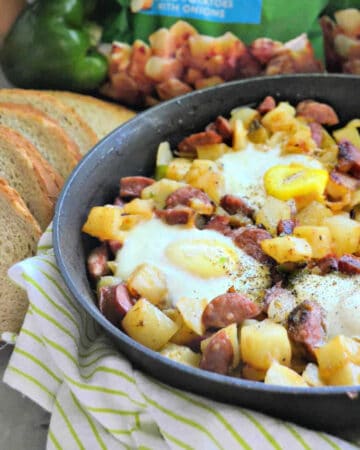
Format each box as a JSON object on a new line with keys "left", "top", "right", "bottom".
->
{"left": 0, "top": 102, "right": 81, "bottom": 178}
{"left": 0, "top": 89, "right": 98, "bottom": 155}
{"left": 0, "top": 177, "right": 41, "bottom": 333}
{"left": 0, "top": 126, "right": 63, "bottom": 230}
{"left": 46, "top": 90, "right": 136, "bottom": 140}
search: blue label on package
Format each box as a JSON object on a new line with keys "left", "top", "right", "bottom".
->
{"left": 139, "top": 0, "right": 262, "bottom": 24}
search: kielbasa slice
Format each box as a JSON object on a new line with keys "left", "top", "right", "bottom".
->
{"left": 232, "top": 226, "right": 273, "bottom": 264}
{"left": 202, "top": 292, "right": 260, "bottom": 329}
{"left": 312, "top": 255, "right": 338, "bottom": 275}
{"left": 296, "top": 100, "right": 339, "bottom": 125}
{"left": 87, "top": 244, "right": 110, "bottom": 279}
{"left": 287, "top": 300, "right": 326, "bottom": 356}
{"left": 309, "top": 122, "right": 323, "bottom": 146}
{"left": 203, "top": 215, "right": 232, "bottom": 235}
{"left": 156, "top": 206, "right": 194, "bottom": 225}
{"left": 199, "top": 329, "right": 233, "bottom": 375}
{"left": 107, "top": 240, "right": 122, "bottom": 257}
{"left": 165, "top": 186, "right": 213, "bottom": 210}
{"left": 220, "top": 194, "right": 254, "bottom": 217}
{"left": 277, "top": 219, "right": 296, "bottom": 236}
{"left": 178, "top": 130, "right": 222, "bottom": 157}
{"left": 338, "top": 254, "right": 360, "bottom": 275}
{"left": 263, "top": 282, "right": 295, "bottom": 313}
{"left": 99, "top": 283, "right": 135, "bottom": 325}
{"left": 257, "top": 95, "right": 276, "bottom": 114}
{"left": 120, "top": 176, "right": 155, "bottom": 198}
{"left": 336, "top": 140, "right": 360, "bottom": 179}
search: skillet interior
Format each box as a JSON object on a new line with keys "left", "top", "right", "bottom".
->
{"left": 54, "top": 74, "right": 360, "bottom": 439}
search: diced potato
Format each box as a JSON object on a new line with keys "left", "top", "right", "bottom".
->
{"left": 334, "top": 9, "right": 360, "bottom": 36}
{"left": 333, "top": 119, "right": 360, "bottom": 149}
{"left": 255, "top": 196, "right": 293, "bottom": 235}
{"left": 326, "top": 171, "right": 357, "bottom": 201}
{"left": 247, "top": 119, "right": 269, "bottom": 144}
{"left": 261, "top": 236, "right": 312, "bottom": 263}
{"left": 265, "top": 361, "right": 308, "bottom": 387}
{"left": 123, "top": 198, "right": 154, "bottom": 219}
{"left": 141, "top": 179, "right": 186, "bottom": 208}
{"left": 302, "top": 363, "right": 325, "bottom": 387}
{"left": 97, "top": 276, "right": 122, "bottom": 293}
{"left": 189, "top": 34, "right": 215, "bottom": 58}
{"left": 149, "top": 28, "right": 173, "bottom": 57}
{"left": 166, "top": 158, "right": 192, "bottom": 181}
{"left": 145, "top": 56, "right": 182, "bottom": 82}
{"left": 201, "top": 323, "right": 239, "bottom": 368}
{"left": 232, "top": 119, "right": 247, "bottom": 151}
{"left": 196, "top": 143, "right": 230, "bottom": 160}
{"left": 119, "top": 214, "right": 144, "bottom": 231}
{"left": 230, "top": 107, "right": 259, "bottom": 128}
{"left": 261, "top": 102, "right": 297, "bottom": 133}
{"left": 296, "top": 201, "right": 333, "bottom": 226}
{"left": 327, "top": 362, "right": 360, "bottom": 386}
{"left": 195, "top": 76, "right": 224, "bottom": 90}
{"left": 160, "top": 343, "right": 201, "bottom": 367}
{"left": 169, "top": 20, "right": 198, "bottom": 48}
{"left": 155, "top": 141, "right": 173, "bottom": 179}
{"left": 293, "top": 226, "right": 332, "bottom": 259}
{"left": 185, "top": 159, "right": 225, "bottom": 203}
{"left": 127, "top": 263, "right": 168, "bottom": 308}
{"left": 323, "top": 213, "right": 360, "bottom": 256}
{"left": 122, "top": 298, "right": 179, "bottom": 350}
{"left": 165, "top": 309, "right": 198, "bottom": 345}
{"left": 240, "top": 319, "right": 291, "bottom": 371}
{"left": 166, "top": 238, "right": 238, "bottom": 278}
{"left": 315, "top": 335, "right": 360, "bottom": 382}
{"left": 82, "top": 206, "right": 126, "bottom": 241}
{"left": 284, "top": 123, "right": 316, "bottom": 155}
{"left": 176, "top": 297, "right": 208, "bottom": 336}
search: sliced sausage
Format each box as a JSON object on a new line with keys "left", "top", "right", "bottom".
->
{"left": 287, "top": 300, "right": 326, "bottom": 356}
{"left": 296, "top": 100, "right": 339, "bottom": 126}
{"left": 220, "top": 194, "right": 254, "bottom": 217}
{"left": 309, "top": 122, "right": 323, "bottom": 147}
{"left": 113, "top": 196, "right": 125, "bottom": 207}
{"left": 87, "top": 244, "right": 110, "bottom": 279}
{"left": 120, "top": 176, "right": 155, "bottom": 198}
{"left": 107, "top": 240, "right": 122, "bottom": 257}
{"left": 156, "top": 206, "right": 194, "bottom": 225}
{"left": 202, "top": 292, "right": 260, "bottom": 329}
{"left": 199, "top": 329, "right": 233, "bottom": 375}
{"left": 277, "top": 219, "right": 296, "bottom": 236}
{"left": 232, "top": 226, "right": 273, "bottom": 264}
{"left": 165, "top": 186, "right": 213, "bottom": 210}
{"left": 178, "top": 130, "right": 222, "bottom": 157}
{"left": 214, "top": 116, "right": 233, "bottom": 142}
{"left": 263, "top": 282, "right": 291, "bottom": 312}
{"left": 338, "top": 254, "right": 360, "bottom": 275}
{"left": 257, "top": 96, "right": 276, "bottom": 114}
{"left": 312, "top": 255, "right": 338, "bottom": 275}
{"left": 337, "top": 140, "right": 360, "bottom": 179}
{"left": 203, "top": 215, "right": 231, "bottom": 235}
{"left": 99, "top": 283, "right": 135, "bottom": 325}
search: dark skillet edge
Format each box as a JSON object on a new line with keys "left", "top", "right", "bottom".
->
{"left": 53, "top": 74, "right": 360, "bottom": 437}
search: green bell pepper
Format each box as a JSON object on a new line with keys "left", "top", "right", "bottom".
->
{"left": 1, "top": 0, "right": 108, "bottom": 91}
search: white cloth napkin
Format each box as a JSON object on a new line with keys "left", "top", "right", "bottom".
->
{"left": 2, "top": 227, "right": 359, "bottom": 450}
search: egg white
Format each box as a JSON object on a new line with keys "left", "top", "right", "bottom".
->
{"left": 292, "top": 271, "right": 360, "bottom": 338}
{"left": 218, "top": 142, "right": 323, "bottom": 209}
{"left": 115, "top": 218, "right": 270, "bottom": 306}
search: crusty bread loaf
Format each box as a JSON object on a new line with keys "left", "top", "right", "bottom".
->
{"left": 0, "top": 177, "right": 41, "bottom": 333}
{"left": 0, "top": 102, "right": 81, "bottom": 178}
{"left": 0, "top": 89, "right": 98, "bottom": 155}
{"left": 0, "top": 126, "right": 63, "bottom": 230}
{"left": 47, "top": 90, "right": 136, "bottom": 139}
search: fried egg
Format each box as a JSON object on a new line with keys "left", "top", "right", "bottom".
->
{"left": 115, "top": 218, "right": 270, "bottom": 306}
{"left": 292, "top": 271, "right": 360, "bottom": 338}
{"left": 218, "top": 142, "right": 323, "bottom": 209}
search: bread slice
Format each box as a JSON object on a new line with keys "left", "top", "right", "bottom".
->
{"left": 0, "top": 177, "right": 41, "bottom": 333}
{"left": 47, "top": 90, "right": 136, "bottom": 140}
{"left": 0, "top": 102, "right": 81, "bottom": 178}
{"left": 0, "top": 89, "right": 98, "bottom": 155}
{"left": 0, "top": 126, "right": 63, "bottom": 230}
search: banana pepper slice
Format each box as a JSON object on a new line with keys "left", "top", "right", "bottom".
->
{"left": 264, "top": 164, "right": 328, "bottom": 201}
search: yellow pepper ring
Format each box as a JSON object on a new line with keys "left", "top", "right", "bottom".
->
{"left": 264, "top": 164, "right": 329, "bottom": 201}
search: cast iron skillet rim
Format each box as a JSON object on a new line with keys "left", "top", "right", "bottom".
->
{"left": 54, "top": 74, "right": 360, "bottom": 398}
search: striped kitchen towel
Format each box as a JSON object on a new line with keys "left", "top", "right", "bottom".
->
{"left": 2, "top": 227, "right": 359, "bottom": 450}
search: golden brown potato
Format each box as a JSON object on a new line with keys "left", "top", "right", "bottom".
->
{"left": 293, "top": 226, "right": 332, "bottom": 259}
{"left": 323, "top": 213, "right": 360, "bottom": 256}
{"left": 127, "top": 263, "right": 168, "bottom": 308}
{"left": 160, "top": 343, "right": 201, "bottom": 367}
{"left": 255, "top": 196, "right": 293, "bottom": 235}
{"left": 261, "top": 236, "right": 312, "bottom": 263}
{"left": 265, "top": 361, "right": 308, "bottom": 387}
